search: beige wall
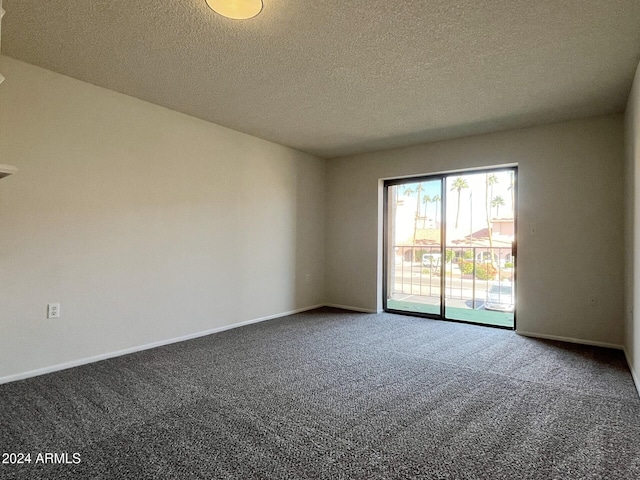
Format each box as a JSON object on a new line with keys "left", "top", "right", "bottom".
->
{"left": 0, "top": 53, "right": 630, "bottom": 383}
{"left": 624, "top": 61, "right": 640, "bottom": 387}
{"left": 326, "top": 115, "right": 625, "bottom": 346}
{"left": 0, "top": 56, "right": 326, "bottom": 381}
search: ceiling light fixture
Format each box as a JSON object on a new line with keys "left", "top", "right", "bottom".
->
{"left": 205, "top": 0, "right": 263, "bottom": 20}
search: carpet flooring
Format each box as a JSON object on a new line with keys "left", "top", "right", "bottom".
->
{"left": 0, "top": 307, "right": 638, "bottom": 479}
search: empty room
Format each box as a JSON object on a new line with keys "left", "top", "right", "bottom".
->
{"left": 1, "top": 1, "right": 640, "bottom": 479}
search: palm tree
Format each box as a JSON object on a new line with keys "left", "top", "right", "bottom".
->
{"left": 487, "top": 174, "right": 498, "bottom": 219}
{"left": 492, "top": 195, "right": 506, "bottom": 217}
{"left": 422, "top": 195, "right": 431, "bottom": 228}
{"left": 432, "top": 194, "right": 441, "bottom": 225}
{"left": 450, "top": 177, "right": 468, "bottom": 229}
{"left": 412, "top": 183, "right": 424, "bottom": 245}
{"left": 485, "top": 174, "right": 497, "bottom": 268}
{"left": 488, "top": 174, "right": 498, "bottom": 191}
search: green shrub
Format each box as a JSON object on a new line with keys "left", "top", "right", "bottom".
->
{"left": 459, "top": 260, "right": 474, "bottom": 274}
{"left": 460, "top": 260, "right": 497, "bottom": 280}
{"left": 475, "top": 262, "right": 497, "bottom": 280}
{"left": 445, "top": 249, "right": 455, "bottom": 263}
{"left": 504, "top": 262, "right": 514, "bottom": 268}
{"left": 463, "top": 250, "right": 474, "bottom": 260}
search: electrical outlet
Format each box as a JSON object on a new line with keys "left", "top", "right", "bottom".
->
{"left": 47, "top": 303, "right": 60, "bottom": 319}
{"left": 529, "top": 225, "right": 537, "bottom": 236}
{"left": 589, "top": 296, "right": 597, "bottom": 307}
{"left": 305, "top": 273, "right": 312, "bottom": 283}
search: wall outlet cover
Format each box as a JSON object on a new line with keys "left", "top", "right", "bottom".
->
{"left": 47, "top": 303, "right": 60, "bottom": 318}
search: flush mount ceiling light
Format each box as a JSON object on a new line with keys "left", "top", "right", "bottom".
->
{"left": 205, "top": 0, "right": 263, "bottom": 20}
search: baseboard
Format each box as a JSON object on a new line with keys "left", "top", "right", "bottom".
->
{"left": 623, "top": 348, "right": 640, "bottom": 398}
{"left": 515, "top": 330, "right": 623, "bottom": 350}
{"left": 0, "top": 304, "right": 324, "bottom": 385}
{"left": 323, "top": 303, "right": 380, "bottom": 314}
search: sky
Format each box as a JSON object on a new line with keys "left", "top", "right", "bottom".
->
{"left": 394, "top": 169, "right": 515, "bottom": 238}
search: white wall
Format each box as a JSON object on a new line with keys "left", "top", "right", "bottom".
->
{"left": 326, "top": 115, "right": 625, "bottom": 346}
{"left": 0, "top": 56, "right": 326, "bottom": 381}
{"left": 624, "top": 61, "right": 640, "bottom": 389}
{"left": 0, "top": 53, "right": 630, "bottom": 382}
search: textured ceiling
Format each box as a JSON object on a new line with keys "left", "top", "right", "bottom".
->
{"left": 2, "top": 0, "right": 640, "bottom": 158}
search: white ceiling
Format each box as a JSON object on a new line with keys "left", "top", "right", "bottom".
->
{"left": 2, "top": 0, "right": 640, "bottom": 158}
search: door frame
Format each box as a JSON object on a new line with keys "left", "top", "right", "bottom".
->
{"left": 382, "top": 166, "right": 517, "bottom": 330}
{"left": 382, "top": 175, "right": 447, "bottom": 319}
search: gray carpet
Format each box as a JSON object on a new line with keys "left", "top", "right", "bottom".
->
{"left": 1, "top": 307, "right": 639, "bottom": 479}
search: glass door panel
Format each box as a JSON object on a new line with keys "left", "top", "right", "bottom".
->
{"left": 385, "top": 179, "right": 443, "bottom": 316}
{"left": 444, "top": 171, "right": 515, "bottom": 328}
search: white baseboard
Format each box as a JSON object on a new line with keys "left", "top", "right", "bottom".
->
{"left": 324, "top": 303, "right": 379, "bottom": 314}
{"left": 515, "top": 330, "right": 623, "bottom": 350}
{"left": 623, "top": 348, "right": 640, "bottom": 398}
{"left": 0, "top": 304, "right": 324, "bottom": 385}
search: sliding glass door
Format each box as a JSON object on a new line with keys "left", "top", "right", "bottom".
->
{"left": 385, "top": 178, "right": 444, "bottom": 316}
{"left": 384, "top": 168, "right": 516, "bottom": 329}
